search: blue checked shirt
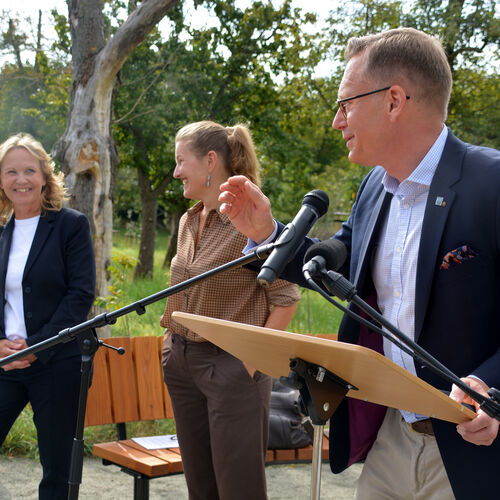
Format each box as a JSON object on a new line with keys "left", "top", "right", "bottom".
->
{"left": 372, "top": 125, "right": 448, "bottom": 423}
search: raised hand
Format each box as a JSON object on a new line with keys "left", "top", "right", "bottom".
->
{"left": 219, "top": 175, "right": 276, "bottom": 243}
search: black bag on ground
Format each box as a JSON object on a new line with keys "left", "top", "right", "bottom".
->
{"left": 268, "top": 379, "right": 313, "bottom": 449}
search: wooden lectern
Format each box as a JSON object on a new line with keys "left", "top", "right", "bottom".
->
{"left": 172, "top": 312, "right": 475, "bottom": 500}
{"left": 172, "top": 311, "right": 474, "bottom": 423}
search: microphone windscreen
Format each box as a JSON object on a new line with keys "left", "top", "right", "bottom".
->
{"left": 303, "top": 239, "right": 347, "bottom": 272}
{"left": 302, "top": 190, "right": 329, "bottom": 218}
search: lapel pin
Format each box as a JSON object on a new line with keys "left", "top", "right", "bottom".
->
{"left": 435, "top": 196, "right": 446, "bottom": 207}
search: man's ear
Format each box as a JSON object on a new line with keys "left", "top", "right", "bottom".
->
{"left": 387, "top": 85, "right": 409, "bottom": 120}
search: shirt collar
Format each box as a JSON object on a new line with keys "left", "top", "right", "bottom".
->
{"left": 382, "top": 126, "right": 448, "bottom": 196}
{"left": 187, "top": 200, "right": 232, "bottom": 226}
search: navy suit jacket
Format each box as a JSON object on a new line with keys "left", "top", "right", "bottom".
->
{"left": 276, "top": 130, "right": 500, "bottom": 498}
{"left": 0, "top": 208, "right": 95, "bottom": 364}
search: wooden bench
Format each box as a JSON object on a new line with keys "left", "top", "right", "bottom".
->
{"left": 86, "top": 335, "right": 334, "bottom": 500}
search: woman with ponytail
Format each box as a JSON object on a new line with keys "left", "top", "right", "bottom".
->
{"left": 161, "top": 121, "right": 300, "bottom": 500}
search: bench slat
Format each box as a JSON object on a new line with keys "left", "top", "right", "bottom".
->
{"left": 106, "top": 337, "right": 140, "bottom": 423}
{"left": 157, "top": 336, "right": 175, "bottom": 419}
{"left": 126, "top": 441, "right": 184, "bottom": 474}
{"left": 133, "top": 337, "right": 167, "bottom": 421}
{"left": 85, "top": 346, "right": 113, "bottom": 426}
{"left": 94, "top": 441, "right": 174, "bottom": 477}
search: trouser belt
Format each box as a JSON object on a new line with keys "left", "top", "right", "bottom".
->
{"left": 409, "top": 418, "right": 434, "bottom": 435}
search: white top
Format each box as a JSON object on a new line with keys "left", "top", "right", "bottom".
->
{"left": 4, "top": 215, "right": 40, "bottom": 340}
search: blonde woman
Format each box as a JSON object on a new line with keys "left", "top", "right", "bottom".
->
{"left": 0, "top": 133, "right": 95, "bottom": 499}
{"left": 161, "top": 121, "right": 300, "bottom": 500}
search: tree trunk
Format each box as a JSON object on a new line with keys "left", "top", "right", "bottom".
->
{"left": 52, "top": 0, "right": 178, "bottom": 333}
{"left": 134, "top": 167, "right": 157, "bottom": 279}
{"left": 162, "top": 205, "right": 184, "bottom": 269}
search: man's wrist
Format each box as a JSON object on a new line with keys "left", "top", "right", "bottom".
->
{"left": 243, "top": 222, "right": 278, "bottom": 253}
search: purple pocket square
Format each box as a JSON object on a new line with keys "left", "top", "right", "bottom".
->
{"left": 440, "top": 245, "right": 478, "bottom": 270}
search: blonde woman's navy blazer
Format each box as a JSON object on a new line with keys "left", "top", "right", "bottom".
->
{"left": 0, "top": 207, "right": 96, "bottom": 363}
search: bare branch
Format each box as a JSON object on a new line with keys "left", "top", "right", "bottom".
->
{"left": 114, "top": 57, "right": 171, "bottom": 124}
{"left": 95, "top": 0, "right": 178, "bottom": 89}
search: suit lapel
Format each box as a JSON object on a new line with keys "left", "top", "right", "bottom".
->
{"left": 415, "top": 132, "right": 464, "bottom": 340}
{"left": 23, "top": 211, "right": 56, "bottom": 280}
{"left": 0, "top": 217, "right": 14, "bottom": 293}
{"left": 0, "top": 218, "right": 14, "bottom": 332}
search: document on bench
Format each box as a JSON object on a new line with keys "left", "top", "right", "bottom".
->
{"left": 131, "top": 434, "right": 179, "bottom": 450}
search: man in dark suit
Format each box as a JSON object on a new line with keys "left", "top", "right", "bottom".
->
{"left": 218, "top": 28, "right": 499, "bottom": 499}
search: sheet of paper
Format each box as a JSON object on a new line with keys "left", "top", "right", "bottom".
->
{"left": 131, "top": 434, "right": 179, "bottom": 450}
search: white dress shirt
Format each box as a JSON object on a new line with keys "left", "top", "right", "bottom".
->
{"left": 372, "top": 126, "right": 448, "bottom": 422}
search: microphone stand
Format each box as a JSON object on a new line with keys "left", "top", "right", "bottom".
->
{"left": 279, "top": 358, "right": 356, "bottom": 500}
{"left": 0, "top": 242, "right": 276, "bottom": 500}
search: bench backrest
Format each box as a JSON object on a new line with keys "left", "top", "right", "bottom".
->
{"left": 85, "top": 333, "right": 338, "bottom": 427}
{"left": 85, "top": 336, "right": 174, "bottom": 427}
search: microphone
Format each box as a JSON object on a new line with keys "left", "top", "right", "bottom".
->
{"left": 257, "top": 190, "right": 329, "bottom": 287}
{"left": 302, "top": 239, "right": 347, "bottom": 278}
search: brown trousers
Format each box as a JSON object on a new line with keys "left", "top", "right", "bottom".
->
{"left": 162, "top": 334, "right": 272, "bottom": 500}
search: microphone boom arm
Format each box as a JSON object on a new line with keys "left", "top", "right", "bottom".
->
{"left": 0, "top": 242, "right": 276, "bottom": 367}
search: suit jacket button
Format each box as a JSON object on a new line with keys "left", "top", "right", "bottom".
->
{"left": 25, "top": 287, "right": 31, "bottom": 294}
{"left": 26, "top": 312, "right": 32, "bottom": 319}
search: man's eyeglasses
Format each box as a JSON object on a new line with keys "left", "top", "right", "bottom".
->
{"left": 337, "top": 86, "right": 410, "bottom": 119}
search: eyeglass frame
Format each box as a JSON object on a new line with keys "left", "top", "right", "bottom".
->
{"left": 337, "top": 86, "right": 410, "bottom": 119}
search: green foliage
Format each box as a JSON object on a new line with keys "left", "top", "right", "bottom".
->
{"left": 3, "top": 0, "right": 498, "bottom": 228}
{"left": 448, "top": 67, "right": 500, "bottom": 149}
{"left": 95, "top": 251, "right": 139, "bottom": 337}
{"left": 0, "top": 405, "right": 38, "bottom": 458}
{"left": 112, "top": 0, "right": 328, "bottom": 232}
{"left": 323, "top": 0, "right": 500, "bottom": 150}
{"left": 113, "top": 166, "right": 142, "bottom": 222}
{"left": 0, "top": 402, "right": 176, "bottom": 459}
{"left": 50, "top": 9, "right": 72, "bottom": 57}
{"left": 289, "top": 288, "right": 345, "bottom": 335}
{"left": 105, "top": 228, "right": 171, "bottom": 337}
{"left": 0, "top": 11, "right": 70, "bottom": 151}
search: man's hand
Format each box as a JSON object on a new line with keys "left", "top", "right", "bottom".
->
{"left": 450, "top": 376, "right": 499, "bottom": 446}
{"left": 0, "top": 338, "right": 36, "bottom": 371}
{"left": 219, "top": 175, "right": 276, "bottom": 243}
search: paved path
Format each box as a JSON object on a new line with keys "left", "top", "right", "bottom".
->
{"left": 0, "top": 456, "right": 361, "bottom": 499}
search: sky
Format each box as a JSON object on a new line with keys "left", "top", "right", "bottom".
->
{"left": 2, "top": 0, "right": 334, "bottom": 67}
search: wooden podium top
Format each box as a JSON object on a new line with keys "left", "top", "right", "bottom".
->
{"left": 172, "top": 312, "right": 475, "bottom": 424}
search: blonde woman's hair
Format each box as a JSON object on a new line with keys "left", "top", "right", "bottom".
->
{"left": 346, "top": 27, "right": 452, "bottom": 120}
{"left": 0, "top": 133, "right": 67, "bottom": 225}
{"left": 176, "top": 121, "right": 261, "bottom": 186}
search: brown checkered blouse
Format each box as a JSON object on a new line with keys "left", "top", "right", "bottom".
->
{"left": 160, "top": 202, "right": 300, "bottom": 341}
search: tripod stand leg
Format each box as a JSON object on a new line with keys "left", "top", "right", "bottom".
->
{"left": 68, "top": 329, "right": 99, "bottom": 500}
{"left": 311, "top": 424, "right": 324, "bottom": 500}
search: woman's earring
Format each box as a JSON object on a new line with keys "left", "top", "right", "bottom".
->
{"left": 206, "top": 174, "right": 211, "bottom": 188}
